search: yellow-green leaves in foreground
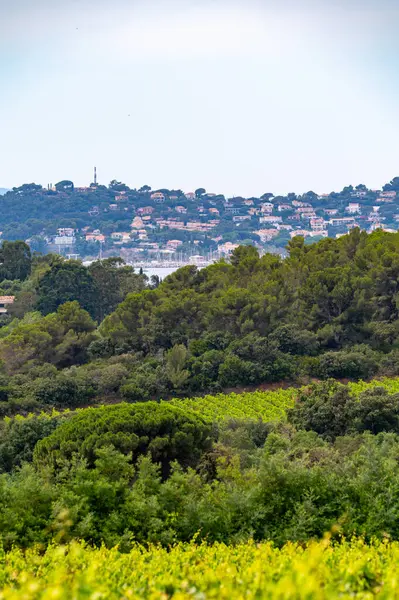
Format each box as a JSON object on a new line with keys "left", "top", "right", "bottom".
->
{"left": 1, "top": 538, "right": 399, "bottom": 599}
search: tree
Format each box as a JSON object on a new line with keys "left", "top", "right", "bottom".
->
{"left": 352, "top": 388, "right": 399, "bottom": 434}
{"left": 55, "top": 180, "right": 74, "bottom": 192}
{"left": 383, "top": 177, "right": 399, "bottom": 192}
{"left": 34, "top": 402, "right": 213, "bottom": 478}
{"left": 0, "top": 241, "right": 32, "bottom": 281}
{"left": 0, "top": 301, "right": 96, "bottom": 373}
{"left": 139, "top": 185, "right": 151, "bottom": 193}
{"left": 36, "top": 261, "right": 97, "bottom": 317}
{"left": 12, "top": 183, "right": 42, "bottom": 194}
{"left": 195, "top": 188, "right": 206, "bottom": 199}
{"left": 149, "top": 275, "right": 161, "bottom": 289}
{"left": 288, "top": 382, "right": 353, "bottom": 440}
{"left": 0, "top": 414, "right": 66, "bottom": 473}
{"left": 28, "top": 236, "right": 48, "bottom": 254}
{"left": 230, "top": 245, "right": 259, "bottom": 268}
{"left": 88, "top": 258, "right": 145, "bottom": 322}
{"left": 289, "top": 382, "right": 399, "bottom": 440}
{"left": 165, "top": 344, "right": 190, "bottom": 390}
{"left": 109, "top": 180, "right": 130, "bottom": 192}
{"left": 303, "top": 191, "right": 318, "bottom": 202}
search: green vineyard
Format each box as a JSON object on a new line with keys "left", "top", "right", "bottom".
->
{"left": 349, "top": 377, "right": 399, "bottom": 396}
{"left": 0, "top": 538, "right": 397, "bottom": 599}
{"left": 165, "top": 377, "right": 399, "bottom": 423}
{"left": 168, "top": 388, "right": 296, "bottom": 422}
{"left": 12, "top": 377, "right": 399, "bottom": 427}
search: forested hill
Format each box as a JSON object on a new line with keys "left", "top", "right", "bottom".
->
{"left": 1, "top": 228, "right": 399, "bottom": 414}
{"left": 2, "top": 176, "right": 399, "bottom": 258}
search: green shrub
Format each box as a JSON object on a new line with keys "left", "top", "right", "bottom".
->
{"left": 34, "top": 402, "right": 213, "bottom": 478}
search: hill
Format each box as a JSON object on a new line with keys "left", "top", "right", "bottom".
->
{"left": 1, "top": 176, "right": 399, "bottom": 259}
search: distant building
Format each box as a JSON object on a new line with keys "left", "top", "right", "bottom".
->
{"left": 260, "top": 203, "right": 274, "bottom": 214}
{"left": 295, "top": 207, "right": 315, "bottom": 215}
{"left": 380, "top": 191, "right": 397, "bottom": 198}
{"left": 131, "top": 217, "right": 144, "bottom": 229}
{"left": 137, "top": 206, "right": 154, "bottom": 215}
{"left": 86, "top": 234, "right": 105, "bottom": 242}
{"left": 54, "top": 236, "right": 75, "bottom": 246}
{"left": 255, "top": 229, "right": 280, "bottom": 242}
{"left": 57, "top": 228, "right": 75, "bottom": 237}
{"left": 218, "top": 242, "right": 239, "bottom": 255}
{"left": 346, "top": 203, "right": 361, "bottom": 214}
{"left": 292, "top": 201, "right": 311, "bottom": 208}
{"left": 0, "top": 296, "right": 15, "bottom": 314}
{"left": 290, "top": 229, "right": 312, "bottom": 238}
{"left": 167, "top": 239, "right": 183, "bottom": 249}
{"left": 260, "top": 216, "right": 282, "bottom": 224}
{"left": 111, "top": 232, "right": 131, "bottom": 243}
{"left": 233, "top": 215, "right": 251, "bottom": 222}
{"left": 329, "top": 217, "right": 357, "bottom": 227}
{"left": 151, "top": 192, "right": 166, "bottom": 202}
{"left": 224, "top": 205, "right": 241, "bottom": 215}
{"left": 310, "top": 218, "right": 326, "bottom": 231}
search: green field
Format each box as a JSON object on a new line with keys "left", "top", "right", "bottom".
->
{"left": 168, "top": 388, "right": 296, "bottom": 422}
{"left": 0, "top": 538, "right": 398, "bottom": 599}
{"left": 164, "top": 377, "right": 399, "bottom": 424}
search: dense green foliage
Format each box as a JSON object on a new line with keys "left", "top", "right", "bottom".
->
{"left": 0, "top": 412, "right": 67, "bottom": 474}
{"left": 0, "top": 380, "right": 397, "bottom": 549}
{"left": 3, "top": 230, "right": 399, "bottom": 411}
{"left": 34, "top": 402, "right": 213, "bottom": 477}
{"left": 4, "top": 230, "right": 399, "bottom": 587}
{"left": 4, "top": 230, "right": 399, "bottom": 411}
{"left": 290, "top": 382, "right": 399, "bottom": 440}
{"left": 1, "top": 539, "right": 399, "bottom": 599}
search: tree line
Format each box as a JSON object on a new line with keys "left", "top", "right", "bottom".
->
{"left": 2, "top": 230, "right": 399, "bottom": 413}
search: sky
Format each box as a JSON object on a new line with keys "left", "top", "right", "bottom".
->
{"left": 1, "top": 0, "right": 399, "bottom": 197}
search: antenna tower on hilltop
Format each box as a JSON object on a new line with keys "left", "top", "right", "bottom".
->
{"left": 94, "top": 166, "right": 97, "bottom": 186}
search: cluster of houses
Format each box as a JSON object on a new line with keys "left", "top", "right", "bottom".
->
{"left": 43, "top": 185, "right": 399, "bottom": 259}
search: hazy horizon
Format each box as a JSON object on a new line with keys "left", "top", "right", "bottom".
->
{"left": 1, "top": 0, "right": 399, "bottom": 196}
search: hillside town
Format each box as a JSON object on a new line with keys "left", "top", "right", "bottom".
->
{"left": 2, "top": 175, "right": 399, "bottom": 262}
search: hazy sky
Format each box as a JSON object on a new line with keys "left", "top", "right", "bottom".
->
{"left": 1, "top": 0, "right": 399, "bottom": 196}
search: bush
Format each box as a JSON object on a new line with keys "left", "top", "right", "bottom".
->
{"left": 316, "top": 350, "right": 379, "bottom": 380}
{"left": 121, "top": 363, "right": 169, "bottom": 401}
{"left": 0, "top": 413, "right": 67, "bottom": 473}
{"left": 269, "top": 325, "right": 320, "bottom": 356}
{"left": 218, "top": 355, "right": 262, "bottom": 388}
{"left": 33, "top": 402, "right": 213, "bottom": 478}
{"left": 288, "top": 382, "right": 399, "bottom": 440}
{"left": 32, "top": 374, "right": 94, "bottom": 408}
